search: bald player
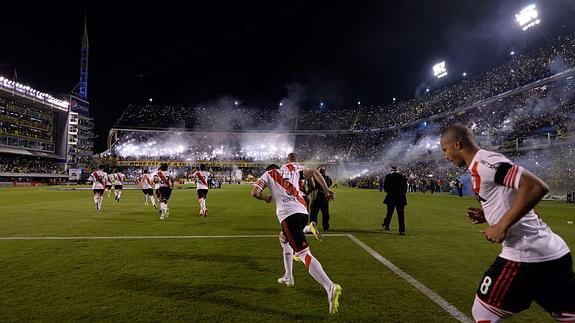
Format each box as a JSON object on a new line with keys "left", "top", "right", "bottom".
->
{"left": 440, "top": 125, "right": 574, "bottom": 322}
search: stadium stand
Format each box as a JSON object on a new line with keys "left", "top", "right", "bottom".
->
{"left": 105, "top": 34, "right": 575, "bottom": 193}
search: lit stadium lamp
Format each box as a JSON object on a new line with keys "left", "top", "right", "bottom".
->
{"left": 357, "top": 101, "right": 361, "bottom": 105}
{"left": 432, "top": 61, "right": 448, "bottom": 78}
{"left": 516, "top": 4, "right": 540, "bottom": 31}
{"left": 234, "top": 101, "right": 239, "bottom": 106}
{"left": 392, "top": 97, "right": 396, "bottom": 102}
{"left": 149, "top": 98, "right": 153, "bottom": 102}
{"left": 0, "top": 76, "right": 4, "bottom": 81}
{"left": 426, "top": 88, "right": 430, "bottom": 93}
{"left": 510, "top": 51, "right": 515, "bottom": 56}
{"left": 279, "top": 102, "right": 283, "bottom": 106}
{"left": 462, "top": 72, "right": 467, "bottom": 77}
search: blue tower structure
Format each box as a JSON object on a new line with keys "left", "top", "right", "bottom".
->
{"left": 79, "top": 18, "right": 89, "bottom": 100}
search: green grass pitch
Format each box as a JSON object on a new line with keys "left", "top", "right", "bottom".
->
{"left": 0, "top": 185, "right": 573, "bottom": 322}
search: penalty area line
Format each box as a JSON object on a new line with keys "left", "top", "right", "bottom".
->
{"left": 346, "top": 234, "right": 472, "bottom": 323}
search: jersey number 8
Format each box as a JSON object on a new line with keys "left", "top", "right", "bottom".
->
{"left": 480, "top": 276, "right": 492, "bottom": 295}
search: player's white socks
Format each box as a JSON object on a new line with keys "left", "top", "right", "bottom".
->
{"left": 303, "top": 225, "right": 311, "bottom": 234}
{"left": 97, "top": 196, "right": 103, "bottom": 210}
{"left": 149, "top": 195, "right": 156, "bottom": 207}
{"left": 280, "top": 238, "right": 294, "bottom": 279}
{"left": 472, "top": 295, "right": 510, "bottom": 322}
{"left": 297, "top": 248, "right": 333, "bottom": 293}
{"left": 199, "top": 198, "right": 206, "bottom": 211}
{"left": 93, "top": 195, "right": 99, "bottom": 207}
{"left": 117, "top": 190, "right": 122, "bottom": 199}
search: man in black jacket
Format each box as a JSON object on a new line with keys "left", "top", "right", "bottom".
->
{"left": 382, "top": 165, "right": 408, "bottom": 235}
{"left": 310, "top": 165, "right": 333, "bottom": 232}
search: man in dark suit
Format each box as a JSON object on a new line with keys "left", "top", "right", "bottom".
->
{"left": 382, "top": 165, "right": 408, "bottom": 235}
{"left": 310, "top": 165, "right": 333, "bottom": 232}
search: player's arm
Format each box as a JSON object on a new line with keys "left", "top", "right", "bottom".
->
{"left": 251, "top": 185, "right": 272, "bottom": 203}
{"left": 483, "top": 169, "right": 549, "bottom": 243}
{"left": 466, "top": 207, "right": 486, "bottom": 224}
{"left": 383, "top": 175, "right": 390, "bottom": 192}
{"left": 303, "top": 169, "right": 335, "bottom": 200}
{"left": 307, "top": 176, "right": 316, "bottom": 194}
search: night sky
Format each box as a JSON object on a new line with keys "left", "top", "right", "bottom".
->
{"left": 1, "top": 1, "right": 575, "bottom": 151}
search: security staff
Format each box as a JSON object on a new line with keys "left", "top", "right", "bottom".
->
{"left": 382, "top": 165, "right": 408, "bottom": 235}
{"left": 310, "top": 165, "right": 333, "bottom": 232}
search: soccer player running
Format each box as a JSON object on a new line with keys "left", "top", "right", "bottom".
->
{"left": 105, "top": 172, "right": 113, "bottom": 198}
{"left": 154, "top": 163, "right": 174, "bottom": 220}
{"left": 440, "top": 125, "right": 574, "bottom": 322}
{"left": 282, "top": 153, "right": 322, "bottom": 240}
{"left": 192, "top": 164, "right": 210, "bottom": 217}
{"left": 141, "top": 169, "right": 157, "bottom": 209}
{"left": 251, "top": 163, "right": 342, "bottom": 314}
{"left": 88, "top": 165, "right": 107, "bottom": 212}
{"left": 112, "top": 169, "right": 125, "bottom": 202}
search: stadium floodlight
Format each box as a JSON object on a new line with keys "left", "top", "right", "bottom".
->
{"left": 432, "top": 61, "right": 447, "bottom": 78}
{"left": 279, "top": 102, "right": 283, "bottom": 106}
{"left": 510, "top": 51, "right": 515, "bottom": 56}
{"left": 320, "top": 102, "right": 324, "bottom": 107}
{"left": 462, "top": 72, "right": 467, "bottom": 77}
{"left": 516, "top": 4, "right": 540, "bottom": 31}
{"left": 426, "top": 88, "right": 430, "bottom": 93}
{"left": 357, "top": 101, "right": 361, "bottom": 105}
{"left": 234, "top": 101, "right": 239, "bottom": 106}
{"left": 392, "top": 97, "right": 396, "bottom": 102}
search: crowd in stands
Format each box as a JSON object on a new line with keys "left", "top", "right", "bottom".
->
{"left": 0, "top": 96, "right": 55, "bottom": 150}
{"left": 355, "top": 34, "right": 575, "bottom": 130}
{"left": 0, "top": 154, "right": 65, "bottom": 174}
{"left": 114, "top": 35, "right": 575, "bottom": 134}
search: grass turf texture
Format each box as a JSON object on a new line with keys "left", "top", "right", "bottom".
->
{"left": 0, "top": 185, "right": 573, "bottom": 322}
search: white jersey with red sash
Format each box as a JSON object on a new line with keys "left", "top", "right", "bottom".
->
{"left": 281, "top": 162, "right": 308, "bottom": 197}
{"left": 114, "top": 173, "right": 125, "bottom": 186}
{"left": 254, "top": 168, "right": 308, "bottom": 223}
{"left": 468, "top": 149, "right": 569, "bottom": 262}
{"left": 194, "top": 171, "right": 210, "bottom": 190}
{"left": 142, "top": 174, "right": 154, "bottom": 190}
{"left": 89, "top": 170, "right": 108, "bottom": 189}
{"left": 155, "top": 171, "right": 172, "bottom": 188}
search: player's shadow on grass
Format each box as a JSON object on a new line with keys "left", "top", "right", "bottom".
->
{"left": 148, "top": 250, "right": 277, "bottom": 271}
{"left": 111, "top": 276, "right": 324, "bottom": 320}
{"left": 235, "top": 227, "right": 281, "bottom": 233}
{"left": 324, "top": 228, "right": 388, "bottom": 235}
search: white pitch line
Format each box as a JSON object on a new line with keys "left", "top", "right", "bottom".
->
{"left": 0, "top": 233, "right": 349, "bottom": 240}
{"left": 346, "top": 234, "right": 472, "bottom": 323}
